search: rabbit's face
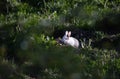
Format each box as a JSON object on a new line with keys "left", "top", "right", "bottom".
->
{"left": 62, "top": 31, "right": 70, "bottom": 40}
{"left": 62, "top": 31, "right": 71, "bottom": 41}
{"left": 63, "top": 35, "right": 69, "bottom": 40}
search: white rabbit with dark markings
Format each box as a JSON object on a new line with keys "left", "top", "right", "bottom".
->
{"left": 62, "top": 31, "right": 79, "bottom": 48}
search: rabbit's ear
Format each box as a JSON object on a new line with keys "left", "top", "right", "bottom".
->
{"left": 65, "top": 31, "right": 68, "bottom": 35}
{"left": 68, "top": 31, "right": 71, "bottom": 37}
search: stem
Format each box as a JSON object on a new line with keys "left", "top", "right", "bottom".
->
{"left": 104, "top": 0, "right": 108, "bottom": 8}
{"left": 43, "top": 0, "right": 46, "bottom": 10}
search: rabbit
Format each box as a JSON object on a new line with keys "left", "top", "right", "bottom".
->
{"left": 62, "top": 31, "right": 79, "bottom": 48}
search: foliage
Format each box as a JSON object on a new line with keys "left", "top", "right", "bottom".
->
{"left": 0, "top": 0, "right": 120, "bottom": 79}
{"left": 1, "top": 45, "right": 119, "bottom": 79}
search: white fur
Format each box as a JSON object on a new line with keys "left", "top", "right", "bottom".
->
{"left": 62, "top": 31, "right": 79, "bottom": 48}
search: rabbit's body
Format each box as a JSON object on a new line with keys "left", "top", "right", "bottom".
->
{"left": 62, "top": 31, "right": 79, "bottom": 48}
{"left": 64, "top": 37, "right": 79, "bottom": 48}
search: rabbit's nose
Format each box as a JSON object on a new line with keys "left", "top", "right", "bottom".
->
{"left": 65, "top": 37, "right": 69, "bottom": 40}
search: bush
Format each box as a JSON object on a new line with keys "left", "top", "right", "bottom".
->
{"left": 0, "top": 0, "right": 120, "bottom": 79}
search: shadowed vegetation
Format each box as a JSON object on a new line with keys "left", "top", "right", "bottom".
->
{"left": 0, "top": 0, "right": 120, "bottom": 79}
